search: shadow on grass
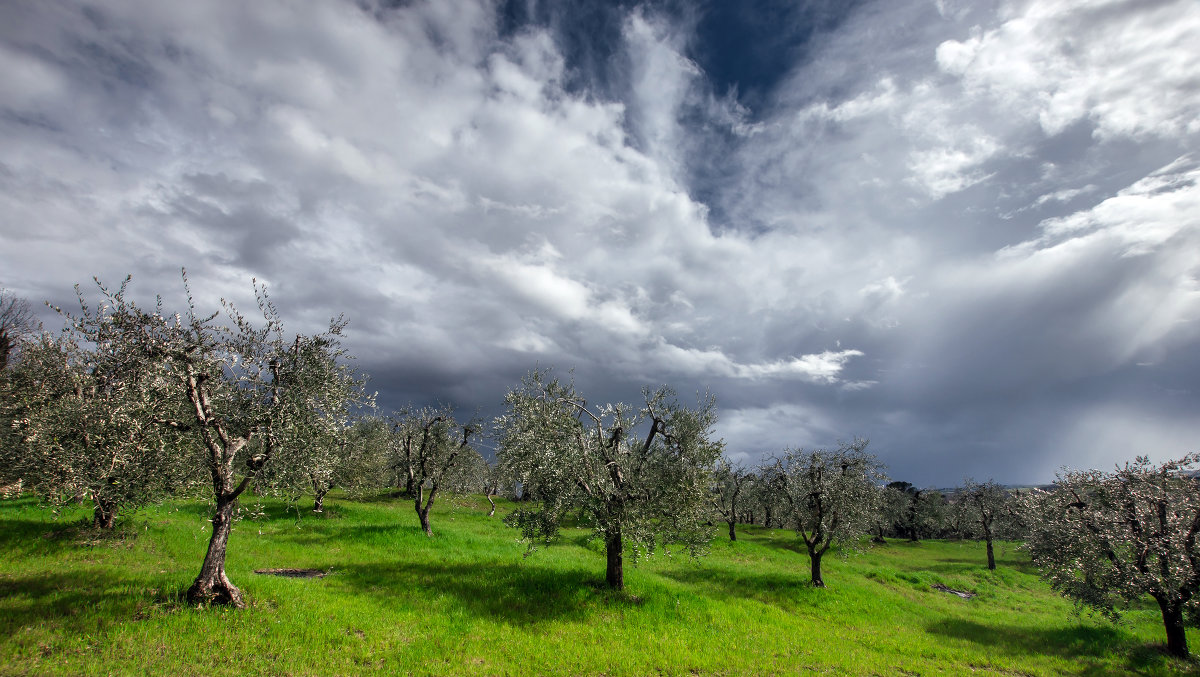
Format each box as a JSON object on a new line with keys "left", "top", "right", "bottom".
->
{"left": 752, "top": 536, "right": 807, "bottom": 556}
{"left": 0, "top": 570, "right": 176, "bottom": 638}
{"left": 0, "top": 513, "right": 150, "bottom": 559}
{"left": 658, "top": 565, "right": 820, "bottom": 610}
{"left": 927, "top": 617, "right": 1127, "bottom": 657}
{"left": 330, "top": 559, "right": 636, "bottom": 626}
{"left": 921, "top": 559, "right": 1040, "bottom": 577}
{"left": 925, "top": 617, "right": 1180, "bottom": 673}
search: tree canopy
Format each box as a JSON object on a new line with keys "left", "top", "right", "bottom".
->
{"left": 1023, "top": 454, "right": 1200, "bottom": 658}
{"left": 773, "top": 439, "right": 884, "bottom": 587}
{"left": 495, "top": 369, "right": 722, "bottom": 590}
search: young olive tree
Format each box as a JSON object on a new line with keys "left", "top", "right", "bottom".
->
{"left": 388, "top": 407, "right": 481, "bottom": 536}
{"left": 9, "top": 280, "right": 196, "bottom": 527}
{"left": 872, "top": 484, "right": 909, "bottom": 544}
{"left": 712, "top": 459, "right": 753, "bottom": 541}
{"left": 943, "top": 491, "right": 973, "bottom": 540}
{"left": 259, "top": 413, "right": 386, "bottom": 513}
{"left": 750, "top": 461, "right": 787, "bottom": 529}
{"left": 961, "top": 478, "right": 1019, "bottom": 570}
{"left": 480, "top": 460, "right": 505, "bottom": 517}
{"left": 774, "top": 439, "right": 884, "bottom": 587}
{"left": 495, "top": 369, "right": 723, "bottom": 591}
{"left": 1022, "top": 455, "right": 1200, "bottom": 659}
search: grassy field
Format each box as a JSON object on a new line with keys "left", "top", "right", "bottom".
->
{"left": 1, "top": 493, "right": 1197, "bottom": 676}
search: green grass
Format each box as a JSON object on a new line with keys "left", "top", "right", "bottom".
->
{"left": 1, "top": 493, "right": 1196, "bottom": 676}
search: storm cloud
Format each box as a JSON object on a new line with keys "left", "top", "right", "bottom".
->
{"left": 2, "top": 0, "right": 1197, "bottom": 486}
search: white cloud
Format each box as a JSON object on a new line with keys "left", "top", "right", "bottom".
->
{"left": 935, "top": 0, "right": 1200, "bottom": 139}
{"left": 1006, "top": 156, "right": 1200, "bottom": 257}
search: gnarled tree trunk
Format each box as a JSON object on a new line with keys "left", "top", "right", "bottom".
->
{"left": 187, "top": 495, "right": 243, "bottom": 607}
{"left": 727, "top": 519, "right": 737, "bottom": 541}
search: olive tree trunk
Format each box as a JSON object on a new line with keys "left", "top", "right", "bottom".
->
{"left": 1156, "top": 596, "right": 1189, "bottom": 658}
{"left": 872, "top": 525, "right": 887, "bottom": 544}
{"left": 605, "top": 530, "right": 624, "bottom": 590}
{"left": 186, "top": 495, "right": 243, "bottom": 607}
{"left": 727, "top": 519, "right": 737, "bottom": 541}
{"left": 92, "top": 497, "right": 117, "bottom": 530}
{"left": 415, "top": 484, "right": 437, "bottom": 537}
{"left": 809, "top": 547, "right": 826, "bottom": 587}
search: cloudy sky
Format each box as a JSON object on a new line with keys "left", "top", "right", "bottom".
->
{"left": 2, "top": 0, "right": 1198, "bottom": 486}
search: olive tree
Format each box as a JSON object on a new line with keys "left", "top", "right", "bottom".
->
{"left": 773, "top": 439, "right": 884, "bottom": 587}
{"left": 51, "top": 272, "right": 370, "bottom": 607}
{"left": 480, "top": 460, "right": 504, "bottom": 516}
{"left": 258, "top": 412, "right": 385, "bottom": 514}
{"left": 8, "top": 280, "right": 196, "bottom": 527}
{"left": 712, "top": 459, "right": 753, "bottom": 541}
{"left": 1022, "top": 454, "right": 1200, "bottom": 659}
{"left": 943, "top": 491, "right": 973, "bottom": 540}
{"left": 388, "top": 406, "right": 481, "bottom": 536}
{"left": 0, "top": 289, "right": 37, "bottom": 370}
{"left": 0, "top": 289, "right": 40, "bottom": 491}
{"left": 174, "top": 282, "right": 365, "bottom": 606}
{"left": 961, "top": 478, "right": 1020, "bottom": 570}
{"left": 749, "top": 461, "right": 787, "bottom": 529}
{"left": 495, "top": 369, "right": 722, "bottom": 591}
{"left": 871, "top": 484, "right": 909, "bottom": 544}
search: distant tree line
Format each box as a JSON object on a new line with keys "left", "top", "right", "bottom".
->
{"left": 1, "top": 279, "right": 1198, "bottom": 658}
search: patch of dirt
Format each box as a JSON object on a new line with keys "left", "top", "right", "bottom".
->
{"left": 931, "top": 583, "right": 976, "bottom": 599}
{"left": 253, "top": 568, "right": 330, "bottom": 578}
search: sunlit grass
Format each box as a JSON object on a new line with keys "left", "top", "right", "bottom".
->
{"left": 1, "top": 493, "right": 1196, "bottom": 675}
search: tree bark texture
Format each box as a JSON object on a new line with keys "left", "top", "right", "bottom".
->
{"left": 809, "top": 549, "right": 825, "bottom": 587}
{"left": 605, "top": 530, "right": 624, "bottom": 590}
{"left": 186, "top": 497, "right": 244, "bottom": 607}
{"left": 985, "top": 537, "right": 995, "bottom": 570}
{"left": 1157, "top": 597, "right": 1189, "bottom": 658}
{"left": 486, "top": 494, "right": 496, "bottom": 517}
{"left": 415, "top": 485, "right": 436, "bottom": 537}
{"left": 727, "top": 519, "right": 737, "bottom": 541}
{"left": 311, "top": 475, "right": 330, "bottom": 513}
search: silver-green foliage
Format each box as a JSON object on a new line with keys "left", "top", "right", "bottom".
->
{"left": 8, "top": 278, "right": 197, "bottom": 526}
{"left": 774, "top": 439, "right": 885, "bottom": 586}
{"left": 388, "top": 406, "right": 482, "bottom": 535}
{"left": 495, "top": 369, "right": 722, "bottom": 586}
{"left": 711, "top": 459, "right": 752, "bottom": 540}
{"left": 1022, "top": 454, "right": 1200, "bottom": 658}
